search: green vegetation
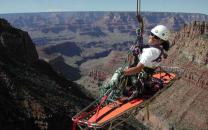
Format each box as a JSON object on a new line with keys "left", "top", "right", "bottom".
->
{"left": 63, "top": 55, "right": 82, "bottom": 68}
{"left": 201, "top": 34, "right": 208, "bottom": 40}
{"left": 81, "top": 47, "right": 105, "bottom": 57}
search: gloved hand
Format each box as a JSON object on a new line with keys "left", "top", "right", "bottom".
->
{"left": 115, "top": 67, "right": 124, "bottom": 76}
{"left": 110, "top": 67, "right": 123, "bottom": 85}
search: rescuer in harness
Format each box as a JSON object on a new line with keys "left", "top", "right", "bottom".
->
{"left": 113, "top": 24, "right": 171, "bottom": 102}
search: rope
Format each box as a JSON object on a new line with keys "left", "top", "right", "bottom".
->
{"left": 72, "top": 112, "right": 88, "bottom": 130}
{"left": 146, "top": 103, "right": 149, "bottom": 120}
{"left": 72, "top": 98, "right": 103, "bottom": 130}
{"left": 137, "top": 0, "right": 141, "bottom": 15}
{"left": 95, "top": 95, "right": 108, "bottom": 122}
{"left": 98, "top": 62, "right": 128, "bottom": 103}
{"left": 137, "top": 0, "right": 139, "bottom": 15}
{"left": 136, "top": 0, "right": 144, "bottom": 44}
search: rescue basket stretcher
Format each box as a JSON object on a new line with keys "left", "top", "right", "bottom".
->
{"left": 72, "top": 68, "right": 180, "bottom": 130}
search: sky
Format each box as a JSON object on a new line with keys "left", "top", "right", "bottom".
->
{"left": 0, "top": 0, "right": 208, "bottom": 15}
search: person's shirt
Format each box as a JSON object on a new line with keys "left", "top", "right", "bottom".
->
{"left": 138, "top": 47, "right": 161, "bottom": 68}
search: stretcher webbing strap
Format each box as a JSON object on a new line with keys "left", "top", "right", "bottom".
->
{"left": 73, "top": 104, "right": 100, "bottom": 130}
{"left": 73, "top": 112, "right": 88, "bottom": 130}
{"left": 95, "top": 95, "right": 108, "bottom": 122}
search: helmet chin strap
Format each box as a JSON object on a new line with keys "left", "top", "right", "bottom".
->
{"left": 149, "top": 38, "right": 162, "bottom": 46}
{"left": 154, "top": 38, "right": 164, "bottom": 45}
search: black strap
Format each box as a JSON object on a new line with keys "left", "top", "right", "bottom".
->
{"left": 143, "top": 67, "right": 155, "bottom": 75}
{"left": 130, "top": 44, "right": 167, "bottom": 68}
{"left": 150, "top": 45, "right": 167, "bottom": 62}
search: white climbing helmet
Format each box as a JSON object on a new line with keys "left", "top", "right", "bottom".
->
{"left": 151, "top": 25, "right": 170, "bottom": 41}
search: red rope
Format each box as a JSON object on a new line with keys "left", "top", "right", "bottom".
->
{"left": 95, "top": 95, "right": 108, "bottom": 122}
{"left": 72, "top": 95, "right": 108, "bottom": 129}
{"left": 73, "top": 112, "right": 88, "bottom": 130}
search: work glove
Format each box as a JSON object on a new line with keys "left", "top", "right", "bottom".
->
{"left": 110, "top": 67, "right": 123, "bottom": 84}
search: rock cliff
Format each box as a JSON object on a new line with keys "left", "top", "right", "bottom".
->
{"left": 0, "top": 18, "right": 38, "bottom": 63}
{"left": 136, "top": 21, "right": 208, "bottom": 130}
{"left": 0, "top": 18, "right": 91, "bottom": 130}
{"left": 1, "top": 12, "right": 208, "bottom": 45}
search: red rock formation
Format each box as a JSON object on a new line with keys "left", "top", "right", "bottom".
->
{"left": 89, "top": 69, "right": 109, "bottom": 82}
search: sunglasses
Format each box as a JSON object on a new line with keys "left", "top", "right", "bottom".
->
{"left": 150, "top": 32, "right": 159, "bottom": 40}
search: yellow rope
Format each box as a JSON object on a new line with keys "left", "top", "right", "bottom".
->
{"left": 146, "top": 103, "right": 149, "bottom": 120}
